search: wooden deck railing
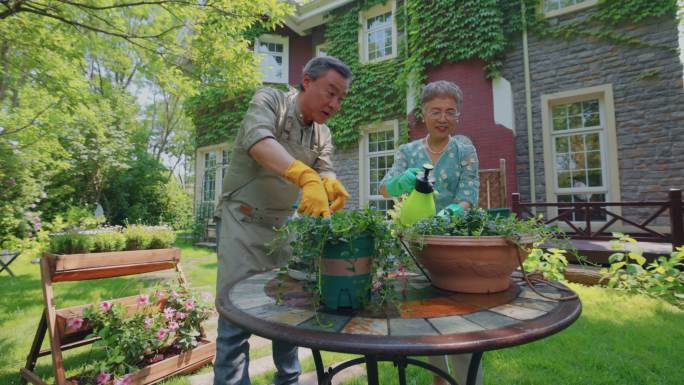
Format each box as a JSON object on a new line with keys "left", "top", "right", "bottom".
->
{"left": 512, "top": 189, "right": 684, "bottom": 249}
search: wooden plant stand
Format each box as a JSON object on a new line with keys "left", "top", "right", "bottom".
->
{"left": 20, "top": 248, "right": 216, "bottom": 385}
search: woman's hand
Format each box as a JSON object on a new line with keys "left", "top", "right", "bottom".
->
{"left": 385, "top": 168, "right": 421, "bottom": 197}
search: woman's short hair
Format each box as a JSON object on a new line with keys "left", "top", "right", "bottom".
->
{"left": 421, "top": 80, "right": 463, "bottom": 112}
{"left": 299, "top": 56, "right": 352, "bottom": 91}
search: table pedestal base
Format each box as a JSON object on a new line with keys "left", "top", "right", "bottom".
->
{"left": 311, "top": 349, "right": 483, "bottom": 385}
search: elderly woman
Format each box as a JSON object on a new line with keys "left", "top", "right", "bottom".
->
{"left": 379, "top": 80, "right": 482, "bottom": 385}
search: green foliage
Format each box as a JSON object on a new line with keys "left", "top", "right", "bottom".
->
{"left": 400, "top": 208, "right": 555, "bottom": 239}
{"left": 48, "top": 225, "right": 175, "bottom": 254}
{"left": 532, "top": 0, "right": 677, "bottom": 51}
{"left": 101, "top": 149, "right": 192, "bottom": 230}
{"left": 601, "top": 233, "right": 684, "bottom": 308}
{"left": 81, "top": 285, "right": 212, "bottom": 381}
{"left": 123, "top": 225, "right": 177, "bottom": 251}
{"left": 324, "top": 1, "right": 406, "bottom": 149}
{"left": 524, "top": 247, "right": 570, "bottom": 281}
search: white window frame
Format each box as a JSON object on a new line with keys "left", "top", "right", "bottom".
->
{"left": 195, "top": 143, "right": 232, "bottom": 220}
{"left": 541, "top": 84, "right": 621, "bottom": 226}
{"left": 315, "top": 43, "right": 328, "bottom": 57}
{"left": 542, "top": 0, "right": 598, "bottom": 19}
{"left": 358, "top": 119, "right": 399, "bottom": 210}
{"left": 358, "top": 1, "right": 397, "bottom": 64}
{"left": 255, "top": 34, "right": 289, "bottom": 84}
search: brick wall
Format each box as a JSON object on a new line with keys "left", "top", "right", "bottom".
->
{"left": 409, "top": 59, "right": 518, "bottom": 206}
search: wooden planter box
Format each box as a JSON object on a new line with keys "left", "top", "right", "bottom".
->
{"left": 59, "top": 339, "right": 216, "bottom": 385}
{"left": 44, "top": 248, "right": 181, "bottom": 282}
{"left": 21, "top": 247, "right": 217, "bottom": 385}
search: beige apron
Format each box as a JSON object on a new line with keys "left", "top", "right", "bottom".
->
{"left": 215, "top": 92, "right": 322, "bottom": 294}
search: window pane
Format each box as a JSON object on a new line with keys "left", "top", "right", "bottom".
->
{"left": 553, "top": 117, "right": 567, "bottom": 131}
{"left": 556, "top": 154, "right": 570, "bottom": 171}
{"left": 555, "top": 137, "right": 569, "bottom": 152}
{"left": 572, "top": 153, "right": 585, "bottom": 171}
{"left": 587, "top": 169, "right": 603, "bottom": 187}
{"left": 587, "top": 151, "right": 601, "bottom": 169}
{"left": 586, "top": 133, "right": 600, "bottom": 150}
{"left": 583, "top": 112, "right": 600, "bottom": 127}
{"left": 572, "top": 171, "right": 587, "bottom": 187}
{"left": 568, "top": 115, "right": 582, "bottom": 129}
{"left": 568, "top": 102, "right": 581, "bottom": 116}
{"left": 557, "top": 172, "right": 571, "bottom": 188}
{"left": 570, "top": 135, "right": 584, "bottom": 152}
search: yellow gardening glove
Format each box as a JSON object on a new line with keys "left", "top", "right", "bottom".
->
{"left": 284, "top": 160, "right": 331, "bottom": 218}
{"left": 322, "top": 177, "right": 349, "bottom": 213}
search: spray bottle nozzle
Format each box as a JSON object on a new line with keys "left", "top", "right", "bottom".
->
{"left": 415, "top": 163, "right": 435, "bottom": 194}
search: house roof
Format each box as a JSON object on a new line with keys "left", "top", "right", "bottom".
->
{"left": 282, "top": 0, "right": 354, "bottom": 36}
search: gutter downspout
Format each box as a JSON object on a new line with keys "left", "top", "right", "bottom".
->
{"left": 521, "top": 0, "right": 536, "bottom": 203}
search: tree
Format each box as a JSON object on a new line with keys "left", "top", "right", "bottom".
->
{"left": 0, "top": 0, "right": 292, "bottom": 237}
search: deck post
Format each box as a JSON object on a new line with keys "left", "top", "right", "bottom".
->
{"left": 669, "top": 189, "right": 683, "bottom": 249}
{"left": 512, "top": 193, "right": 521, "bottom": 219}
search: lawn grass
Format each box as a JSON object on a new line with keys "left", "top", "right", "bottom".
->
{"left": 1, "top": 238, "right": 682, "bottom": 385}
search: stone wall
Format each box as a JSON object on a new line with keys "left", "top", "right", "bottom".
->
{"left": 502, "top": 10, "right": 684, "bottom": 212}
{"left": 333, "top": 146, "right": 361, "bottom": 209}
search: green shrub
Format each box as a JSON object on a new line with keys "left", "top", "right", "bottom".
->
{"left": 601, "top": 233, "right": 684, "bottom": 308}
{"left": 49, "top": 232, "right": 94, "bottom": 254}
{"left": 91, "top": 231, "right": 126, "bottom": 252}
{"left": 48, "top": 225, "right": 175, "bottom": 254}
{"left": 123, "top": 225, "right": 175, "bottom": 251}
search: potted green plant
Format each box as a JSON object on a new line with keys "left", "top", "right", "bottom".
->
{"left": 272, "top": 209, "right": 403, "bottom": 310}
{"left": 398, "top": 208, "right": 557, "bottom": 293}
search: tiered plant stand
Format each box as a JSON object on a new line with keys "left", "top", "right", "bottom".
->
{"left": 20, "top": 248, "right": 216, "bottom": 385}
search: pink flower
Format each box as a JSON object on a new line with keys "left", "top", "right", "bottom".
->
{"left": 168, "top": 321, "right": 179, "bottom": 332}
{"left": 163, "top": 307, "right": 175, "bottom": 320}
{"left": 175, "top": 311, "right": 186, "bottom": 320}
{"left": 156, "top": 328, "right": 168, "bottom": 340}
{"left": 100, "top": 301, "right": 112, "bottom": 312}
{"left": 171, "top": 290, "right": 179, "bottom": 298}
{"left": 154, "top": 290, "right": 164, "bottom": 300}
{"left": 113, "top": 374, "right": 133, "bottom": 385}
{"left": 149, "top": 353, "right": 164, "bottom": 363}
{"left": 184, "top": 299, "right": 195, "bottom": 310}
{"left": 137, "top": 294, "right": 149, "bottom": 306}
{"left": 96, "top": 372, "right": 111, "bottom": 385}
{"left": 143, "top": 317, "right": 153, "bottom": 329}
{"left": 66, "top": 318, "right": 83, "bottom": 330}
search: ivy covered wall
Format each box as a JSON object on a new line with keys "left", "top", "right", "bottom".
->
{"left": 187, "top": 0, "right": 679, "bottom": 150}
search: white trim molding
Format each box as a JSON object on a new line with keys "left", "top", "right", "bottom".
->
{"left": 541, "top": 84, "right": 622, "bottom": 228}
{"left": 492, "top": 76, "right": 515, "bottom": 132}
{"left": 255, "top": 34, "right": 289, "bottom": 84}
{"left": 542, "top": 0, "right": 598, "bottom": 19}
{"left": 195, "top": 143, "right": 232, "bottom": 220}
{"left": 358, "top": 119, "right": 399, "bottom": 210}
{"left": 358, "top": 1, "right": 398, "bottom": 64}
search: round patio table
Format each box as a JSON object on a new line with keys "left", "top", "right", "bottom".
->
{"left": 216, "top": 270, "right": 581, "bottom": 385}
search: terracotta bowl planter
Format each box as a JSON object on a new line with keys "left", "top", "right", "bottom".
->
{"left": 415, "top": 235, "right": 536, "bottom": 294}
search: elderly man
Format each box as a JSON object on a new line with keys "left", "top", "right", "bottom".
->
{"left": 213, "top": 56, "right": 352, "bottom": 385}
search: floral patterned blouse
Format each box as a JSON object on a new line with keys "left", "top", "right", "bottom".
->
{"left": 381, "top": 135, "right": 480, "bottom": 210}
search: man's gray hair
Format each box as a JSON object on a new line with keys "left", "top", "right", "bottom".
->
{"left": 421, "top": 80, "right": 463, "bottom": 112}
{"left": 300, "top": 56, "right": 352, "bottom": 90}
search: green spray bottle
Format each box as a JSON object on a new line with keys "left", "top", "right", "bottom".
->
{"left": 399, "top": 163, "right": 436, "bottom": 226}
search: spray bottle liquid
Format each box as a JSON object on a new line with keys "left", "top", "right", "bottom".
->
{"left": 399, "top": 163, "right": 437, "bottom": 227}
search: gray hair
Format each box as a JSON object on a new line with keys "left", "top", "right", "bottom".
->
{"left": 421, "top": 80, "right": 463, "bottom": 112}
{"left": 300, "top": 56, "right": 352, "bottom": 90}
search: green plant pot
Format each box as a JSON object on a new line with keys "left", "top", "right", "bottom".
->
{"left": 486, "top": 208, "right": 511, "bottom": 219}
{"left": 320, "top": 235, "right": 374, "bottom": 310}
